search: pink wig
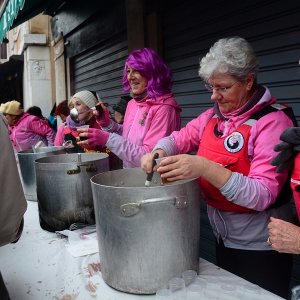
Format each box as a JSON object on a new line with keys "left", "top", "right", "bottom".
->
{"left": 122, "top": 48, "right": 172, "bottom": 98}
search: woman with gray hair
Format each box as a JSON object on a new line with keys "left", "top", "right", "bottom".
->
{"left": 141, "top": 36, "right": 296, "bottom": 298}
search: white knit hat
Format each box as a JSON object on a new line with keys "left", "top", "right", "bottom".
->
{"left": 72, "top": 90, "right": 98, "bottom": 108}
{"left": 0, "top": 100, "right": 23, "bottom": 115}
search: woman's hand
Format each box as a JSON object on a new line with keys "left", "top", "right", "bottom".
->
{"left": 77, "top": 127, "right": 109, "bottom": 147}
{"left": 157, "top": 154, "right": 205, "bottom": 182}
{"left": 268, "top": 217, "right": 300, "bottom": 254}
{"left": 141, "top": 150, "right": 166, "bottom": 173}
{"left": 156, "top": 154, "right": 232, "bottom": 187}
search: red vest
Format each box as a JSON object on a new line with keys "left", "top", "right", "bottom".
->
{"left": 197, "top": 116, "right": 253, "bottom": 213}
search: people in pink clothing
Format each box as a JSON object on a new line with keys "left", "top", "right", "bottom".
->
{"left": 77, "top": 48, "right": 181, "bottom": 168}
{"left": 141, "top": 37, "right": 295, "bottom": 298}
{"left": 0, "top": 100, "right": 55, "bottom": 152}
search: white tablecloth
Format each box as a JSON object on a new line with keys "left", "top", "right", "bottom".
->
{"left": 0, "top": 201, "right": 284, "bottom": 300}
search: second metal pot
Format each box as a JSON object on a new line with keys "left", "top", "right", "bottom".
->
{"left": 35, "top": 153, "right": 109, "bottom": 232}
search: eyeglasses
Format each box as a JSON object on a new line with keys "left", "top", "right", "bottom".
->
{"left": 205, "top": 81, "right": 240, "bottom": 94}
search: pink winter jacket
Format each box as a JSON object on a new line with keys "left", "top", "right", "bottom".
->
{"left": 155, "top": 87, "right": 295, "bottom": 250}
{"left": 157, "top": 88, "right": 294, "bottom": 211}
{"left": 9, "top": 113, "right": 55, "bottom": 152}
{"left": 104, "top": 93, "right": 181, "bottom": 168}
{"left": 54, "top": 124, "right": 65, "bottom": 146}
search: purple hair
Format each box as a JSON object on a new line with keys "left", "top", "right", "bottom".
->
{"left": 122, "top": 48, "right": 172, "bottom": 98}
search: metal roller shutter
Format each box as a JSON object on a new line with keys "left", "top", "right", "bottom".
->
{"left": 162, "top": 0, "right": 300, "bottom": 125}
{"left": 71, "top": 32, "right": 128, "bottom": 106}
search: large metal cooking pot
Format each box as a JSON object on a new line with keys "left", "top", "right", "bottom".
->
{"left": 35, "top": 153, "right": 109, "bottom": 232}
{"left": 17, "top": 146, "right": 66, "bottom": 201}
{"left": 91, "top": 168, "right": 201, "bottom": 294}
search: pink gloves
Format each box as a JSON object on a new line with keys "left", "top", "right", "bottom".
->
{"left": 78, "top": 128, "right": 109, "bottom": 148}
{"left": 87, "top": 128, "right": 109, "bottom": 147}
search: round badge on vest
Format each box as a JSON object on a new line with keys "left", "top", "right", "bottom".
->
{"left": 224, "top": 131, "right": 244, "bottom": 153}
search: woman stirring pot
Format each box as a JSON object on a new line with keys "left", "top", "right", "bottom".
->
{"left": 141, "top": 36, "right": 295, "bottom": 298}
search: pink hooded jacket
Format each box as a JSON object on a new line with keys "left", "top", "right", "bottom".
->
{"left": 155, "top": 87, "right": 295, "bottom": 250}
{"left": 104, "top": 93, "right": 181, "bottom": 168}
{"left": 158, "top": 87, "right": 294, "bottom": 211}
{"left": 9, "top": 113, "right": 55, "bottom": 152}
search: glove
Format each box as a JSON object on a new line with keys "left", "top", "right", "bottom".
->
{"left": 86, "top": 128, "right": 109, "bottom": 148}
{"left": 95, "top": 104, "right": 111, "bottom": 127}
{"left": 271, "top": 127, "right": 300, "bottom": 173}
{"left": 271, "top": 142, "right": 295, "bottom": 173}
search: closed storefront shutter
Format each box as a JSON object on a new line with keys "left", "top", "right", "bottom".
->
{"left": 162, "top": 0, "right": 300, "bottom": 125}
{"left": 71, "top": 32, "right": 128, "bottom": 105}
{"left": 162, "top": 0, "right": 300, "bottom": 284}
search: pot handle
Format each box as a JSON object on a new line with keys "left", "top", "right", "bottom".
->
{"left": 67, "top": 163, "right": 98, "bottom": 175}
{"left": 120, "top": 196, "right": 188, "bottom": 217}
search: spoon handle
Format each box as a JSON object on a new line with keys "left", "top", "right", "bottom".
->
{"left": 145, "top": 153, "right": 159, "bottom": 186}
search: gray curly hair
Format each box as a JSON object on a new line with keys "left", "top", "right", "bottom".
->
{"left": 199, "top": 36, "right": 259, "bottom": 82}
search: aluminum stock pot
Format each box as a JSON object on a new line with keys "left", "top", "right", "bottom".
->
{"left": 17, "top": 146, "right": 65, "bottom": 201}
{"left": 35, "top": 153, "right": 109, "bottom": 232}
{"left": 91, "top": 168, "right": 201, "bottom": 294}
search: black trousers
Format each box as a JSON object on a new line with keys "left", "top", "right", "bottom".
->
{"left": 0, "top": 272, "right": 9, "bottom": 300}
{"left": 216, "top": 239, "right": 293, "bottom": 299}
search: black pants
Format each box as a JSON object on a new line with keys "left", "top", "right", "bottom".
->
{"left": 216, "top": 239, "right": 293, "bottom": 299}
{"left": 0, "top": 273, "right": 10, "bottom": 300}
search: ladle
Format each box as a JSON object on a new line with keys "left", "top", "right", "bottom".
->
{"left": 70, "top": 107, "right": 92, "bottom": 122}
{"left": 70, "top": 105, "right": 104, "bottom": 122}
